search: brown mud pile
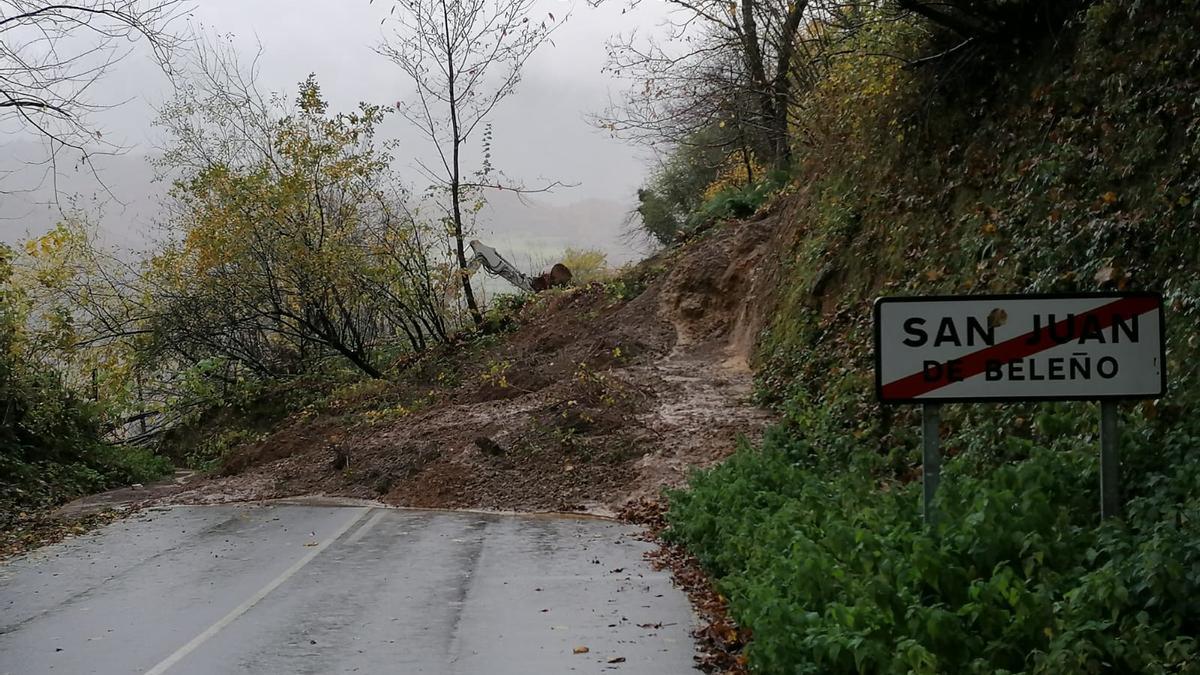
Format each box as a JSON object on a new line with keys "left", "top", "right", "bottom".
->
{"left": 166, "top": 216, "right": 779, "bottom": 514}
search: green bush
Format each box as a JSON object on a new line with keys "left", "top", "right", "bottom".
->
{"left": 183, "top": 428, "right": 260, "bottom": 473}
{"left": 685, "top": 170, "right": 790, "bottom": 231}
{"left": 635, "top": 125, "right": 753, "bottom": 244}
{"left": 668, "top": 414, "right": 1200, "bottom": 674}
{"left": 1, "top": 244, "right": 171, "bottom": 522}
{"left": 1, "top": 442, "right": 172, "bottom": 525}
{"left": 479, "top": 292, "right": 530, "bottom": 334}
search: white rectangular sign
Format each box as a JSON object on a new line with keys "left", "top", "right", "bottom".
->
{"left": 874, "top": 293, "right": 1166, "bottom": 403}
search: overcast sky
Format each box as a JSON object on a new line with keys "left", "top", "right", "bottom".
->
{"left": 0, "top": 0, "right": 675, "bottom": 259}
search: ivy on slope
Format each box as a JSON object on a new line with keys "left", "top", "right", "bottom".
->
{"left": 667, "top": 1, "right": 1200, "bottom": 672}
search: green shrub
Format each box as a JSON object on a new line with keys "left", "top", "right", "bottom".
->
{"left": 636, "top": 186, "right": 686, "bottom": 245}
{"left": 603, "top": 263, "right": 662, "bottom": 301}
{"left": 184, "top": 428, "right": 264, "bottom": 472}
{"left": 635, "top": 125, "right": 754, "bottom": 244}
{"left": 480, "top": 292, "right": 530, "bottom": 334}
{"left": 668, "top": 415, "right": 1200, "bottom": 674}
{"left": 91, "top": 444, "right": 173, "bottom": 485}
{"left": 685, "top": 170, "right": 790, "bottom": 230}
{"left": 1, "top": 444, "right": 172, "bottom": 526}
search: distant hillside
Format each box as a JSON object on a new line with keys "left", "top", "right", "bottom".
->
{"left": 477, "top": 191, "right": 649, "bottom": 268}
{"left": 0, "top": 142, "right": 164, "bottom": 250}
{"left": 0, "top": 141, "right": 649, "bottom": 268}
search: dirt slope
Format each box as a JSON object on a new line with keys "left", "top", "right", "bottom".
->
{"left": 166, "top": 216, "right": 778, "bottom": 515}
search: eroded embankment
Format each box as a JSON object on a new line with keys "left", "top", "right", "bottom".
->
{"left": 160, "top": 215, "right": 780, "bottom": 514}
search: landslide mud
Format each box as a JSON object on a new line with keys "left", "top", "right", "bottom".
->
{"left": 162, "top": 216, "right": 779, "bottom": 513}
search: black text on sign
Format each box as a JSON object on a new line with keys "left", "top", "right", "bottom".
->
{"left": 873, "top": 293, "right": 1166, "bottom": 403}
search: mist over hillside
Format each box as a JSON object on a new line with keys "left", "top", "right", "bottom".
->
{"left": 0, "top": 142, "right": 165, "bottom": 250}
{"left": 0, "top": 141, "right": 650, "bottom": 267}
{"left": 477, "top": 191, "right": 650, "bottom": 268}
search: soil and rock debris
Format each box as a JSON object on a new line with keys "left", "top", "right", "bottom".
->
{"left": 160, "top": 215, "right": 779, "bottom": 516}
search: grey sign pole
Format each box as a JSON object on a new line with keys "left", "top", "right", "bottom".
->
{"left": 1099, "top": 400, "right": 1120, "bottom": 520}
{"left": 922, "top": 403, "right": 942, "bottom": 525}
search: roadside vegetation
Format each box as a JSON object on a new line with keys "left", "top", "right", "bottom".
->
{"left": 0, "top": 2, "right": 577, "bottom": 520}
{"left": 0, "top": 246, "right": 170, "bottom": 528}
{"left": 650, "top": 0, "right": 1200, "bottom": 672}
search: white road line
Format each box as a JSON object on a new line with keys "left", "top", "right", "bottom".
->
{"left": 142, "top": 507, "right": 371, "bottom": 675}
{"left": 345, "top": 508, "right": 387, "bottom": 544}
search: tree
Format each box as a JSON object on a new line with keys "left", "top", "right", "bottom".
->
{"left": 893, "top": 0, "right": 1083, "bottom": 43}
{"left": 0, "top": 1, "right": 187, "bottom": 191}
{"left": 18, "top": 218, "right": 148, "bottom": 406}
{"left": 378, "top": 0, "right": 564, "bottom": 327}
{"left": 18, "top": 43, "right": 462, "bottom": 442}
{"left": 24, "top": 57, "right": 456, "bottom": 392}
{"left": 151, "top": 73, "right": 451, "bottom": 379}
{"left": 599, "top": 0, "right": 827, "bottom": 170}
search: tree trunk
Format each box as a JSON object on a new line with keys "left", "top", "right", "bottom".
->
{"left": 768, "top": 0, "right": 807, "bottom": 171}
{"left": 443, "top": 0, "right": 484, "bottom": 328}
{"left": 451, "top": 175, "right": 482, "bottom": 327}
{"left": 738, "top": 0, "right": 778, "bottom": 165}
{"left": 335, "top": 343, "right": 384, "bottom": 379}
{"left": 770, "top": 84, "right": 792, "bottom": 169}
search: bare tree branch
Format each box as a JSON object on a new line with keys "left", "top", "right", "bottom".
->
{"left": 0, "top": 0, "right": 191, "bottom": 198}
{"left": 377, "top": 0, "right": 566, "bottom": 326}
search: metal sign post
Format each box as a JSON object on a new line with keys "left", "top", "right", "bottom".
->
{"left": 874, "top": 292, "right": 1165, "bottom": 526}
{"left": 921, "top": 403, "right": 942, "bottom": 525}
{"left": 1099, "top": 400, "right": 1120, "bottom": 520}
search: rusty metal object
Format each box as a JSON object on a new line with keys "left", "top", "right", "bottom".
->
{"left": 530, "top": 263, "right": 573, "bottom": 292}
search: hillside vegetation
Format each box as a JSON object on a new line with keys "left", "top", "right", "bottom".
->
{"left": 664, "top": 0, "right": 1200, "bottom": 672}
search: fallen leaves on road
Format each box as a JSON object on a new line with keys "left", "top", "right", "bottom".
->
{"left": 573, "top": 646, "right": 590, "bottom": 654}
{"left": 1, "top": 508, "right": 132, "bottom": 561}
{"left": 622, "top": 497, "right": 749, "bottom": 674}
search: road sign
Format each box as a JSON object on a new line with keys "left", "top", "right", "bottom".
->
{"left": 874, "top": 291, "right": 1166, "bottom": 524}
{"left": 874, "top": 292, "right": 1165, "bottom": 403}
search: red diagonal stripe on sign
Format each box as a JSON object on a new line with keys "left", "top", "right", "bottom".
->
{"left": 881, "top": 295, "right": 1159, "bottom": 400}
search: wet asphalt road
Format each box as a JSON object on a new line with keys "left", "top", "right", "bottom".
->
{"left": 0, "top": 504, "right": 696, "bottom": 674}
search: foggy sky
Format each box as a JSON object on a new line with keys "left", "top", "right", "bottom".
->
{"left": 0, "top": 0, "right": 674, "bottom": 261}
